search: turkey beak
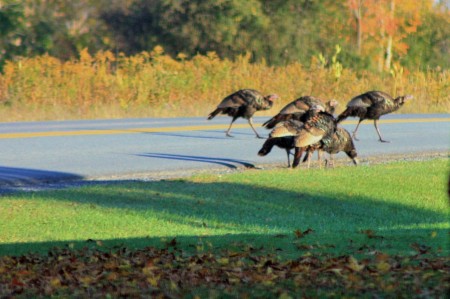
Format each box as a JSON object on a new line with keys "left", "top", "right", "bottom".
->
{"left": 404, "top": 95, "right": 413, "bottom": 102}
{"left": 270, "top": 94, "right": 279, "bottom": 102}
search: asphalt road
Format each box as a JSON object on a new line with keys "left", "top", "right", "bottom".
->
{"left": 0, "top": 114, "right": 448, "bottom": 188}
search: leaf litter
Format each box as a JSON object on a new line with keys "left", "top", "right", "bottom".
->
{"left": 0, "top": 238, "right": 448, "bottom": 298}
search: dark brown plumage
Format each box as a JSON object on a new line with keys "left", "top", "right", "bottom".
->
{"left": 207, "top": 89, "right": 279, "bottom": 138}
{"left": 257, "top": 119, "right": 303, "bottom": 167}
{"left": 336, "top": 90, "right": 413, "bottom": 142}
{"left": 257, "top": 135, "right": 296, "bottom": 167}
{"left": 262, "top": 96, "right": 338, "bottom": 129}
{"left": 303, "top": 127, "right": 359, "bottom": 168}
{"left": 265, "top": 105, "right": 337, "bottom": 168}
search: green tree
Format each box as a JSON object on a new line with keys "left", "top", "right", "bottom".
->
{"left": 0, "top": 0, "right": 109, "bottom": 69}
{"left": 101, "top": 0, "right": 269, "bottom": 60}
{"left": 259, "top": 0, "right": 363, "bottom": 68}
{"left": 20, "top": 0, "right": 108, "bottom": 59}
{"left": 0, "top": 1, "right": 25, "bottom": 69}
{"left": 402, "top": 4, "right": 449, "bottom": 69}
{"left": 0, "top": 0, "right": 448, "bottom": 72}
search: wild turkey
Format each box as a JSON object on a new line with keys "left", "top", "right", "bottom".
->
{"left": 258, "top": 123, "right": 299, "bottom": 167}
{"left": 263, "top": 105, "right": 336, "bottom": 168}
{"left": 303, "top": 127, "right": 359, "bottom": 168}
{"left": 207, "top": 89, "right": 279, "bottom": 138}
{"left": 336, "top": 90, "right": 413, "bottom": 142}
{"left": 262, "top": 96, "right": 338, "bottom": 129}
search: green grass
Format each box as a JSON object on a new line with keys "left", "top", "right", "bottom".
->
{"left": 0, "top": 158, "right": 448, "bottom": 257}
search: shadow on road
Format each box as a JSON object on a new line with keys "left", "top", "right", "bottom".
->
{"left": 0, "top": 166, "right": 83, "bottom": 189}
{"left": 146, "top": 132, "right": 226, "bottom": 140}
{"left": 136, "top": 153, "right": 256, "bottom": 169}
{"left": 121, "top": 130, "right": 228, "bottom": 140}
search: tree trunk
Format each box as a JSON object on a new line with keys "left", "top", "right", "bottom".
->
{"left": 384, "top": 0, "right": 395, "bottom": 70}
{"left": 378, "top": 18, "right": 385, "bottom": 72}
{"left": 352, "top": 0, "right": 363, "bottom": 55}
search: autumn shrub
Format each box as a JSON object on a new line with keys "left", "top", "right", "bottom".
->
{"left": 0, "top": 47, "right": 448, "bottom": 122}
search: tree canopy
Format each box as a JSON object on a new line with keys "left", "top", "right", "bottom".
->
{"left": 0, "top": 0, "right": 448, "bottom": 71}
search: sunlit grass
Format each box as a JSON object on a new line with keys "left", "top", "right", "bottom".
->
{"left": 0, "top": 48, "right": 448, "bottom": 122}
{"left": 0, "top": 158, "right": 448, "bottom": 257}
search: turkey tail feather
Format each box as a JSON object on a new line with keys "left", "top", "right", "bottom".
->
{"left": 336, "top": 109, "right": 350, "bottom": 123}
{"left": 262, "top": 118, "right": 277, "bottom": 129}
{"left": 207, "top": 108, "right": 222, "bottom": 120}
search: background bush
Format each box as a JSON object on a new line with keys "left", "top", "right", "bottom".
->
{"left": 0, "top": 48, "right": 448, "bottom": 122}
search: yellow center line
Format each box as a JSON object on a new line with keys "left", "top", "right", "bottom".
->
{"left": 0, "top": 118, "right": 448, "bottom": 139}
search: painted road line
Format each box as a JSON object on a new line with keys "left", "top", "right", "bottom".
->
{"left": 0, "top": 118, "right": 448, "bottom": 139}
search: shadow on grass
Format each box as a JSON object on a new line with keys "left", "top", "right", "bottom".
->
{"left": 1, "top": 179, "right": 448, "bottom": 256}
{"left": 1, "top": 228, "right": 448, "bottom": 258}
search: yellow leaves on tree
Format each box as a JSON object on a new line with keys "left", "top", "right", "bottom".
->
{"left": 346, "top": 0, "right": 427, "bottom": 71}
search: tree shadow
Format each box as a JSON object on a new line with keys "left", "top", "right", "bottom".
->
{"left": 53, "top": 180, "right": 446, "bottom": 229}
{"left": 136, "top": 153, "right": 256, "bottom": 169}
{"left": 0, "top": 166, "right": 83, "bottom": 189}
{"left": 1, "top": 229, "right": 448, "bottom": 258}
{"left": 1, "top": 179, "right": 447, "bottom": 256}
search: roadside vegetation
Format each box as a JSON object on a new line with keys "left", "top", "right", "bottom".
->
{"left": 0, "top": 48, "right": 448, "bottom": 122}
{"left": 0, "top": 158, "right": 448, "bottom": 297}
{"left": 1, "top": 1, "right": 448, "bottom": 122}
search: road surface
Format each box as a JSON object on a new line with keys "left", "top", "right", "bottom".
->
{"left": 0, "top": 114, "right": 448, "bottom": 189}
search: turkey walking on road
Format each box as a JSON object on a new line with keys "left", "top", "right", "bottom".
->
{"left": 336, "top": 91, "right": 413, "bottom": 142}
{"left": 207, "top": 89, "right": 279, "bottom": 138}
{"left": 262, "top": 96, "right": 338, "bottom": 129}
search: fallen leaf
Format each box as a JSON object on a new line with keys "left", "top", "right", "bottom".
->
{"left": 376, "top": 261, "right": 391, "bottom": 273}
{"left": 360, "top": 229, "right": 384, "bottom": 239}
{"left": 294, "top": 228, "right": 314, "bottom": 239}
{"left": 347, "top": 256, "right": 365, "bottom": 272}
{"left": 410, "top": 243, "right": 431, "bottom": 255}
{"left": 167, "top": 238, "right": 177, "bottom": 247}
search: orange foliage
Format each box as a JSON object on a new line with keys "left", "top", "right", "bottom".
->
{"left": 0, "top": 47, "right": 448, "bottom": 122}
{"left": 347, "top": 0, "right": 427, "bottom": 69}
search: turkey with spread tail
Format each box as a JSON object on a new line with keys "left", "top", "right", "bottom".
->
{"left": 260, "top": 105, "right": 336, "bottom": 168}
{"left": 336, "top": 90, "right": 413, "bottom": 142}
{"left": 262, "top": 96, "right": 338, "bottom": 129}
{"left": 303, "top": 127, "right": 359, "bottom": 168}
{"left": 207, "top": 89, "right": 278, "bottom": 138}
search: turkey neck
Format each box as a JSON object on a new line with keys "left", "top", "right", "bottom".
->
{"left": 367, "top": 98, "right": 405, "bottom": 119}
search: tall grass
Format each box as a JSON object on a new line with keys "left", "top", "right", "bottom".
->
{"left": 0, "top": 47, "right": 448, "bottom": 122}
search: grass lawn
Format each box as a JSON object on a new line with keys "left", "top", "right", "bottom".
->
{"left": 0, "top": 158, "right": 448, "bottom": 297}
{"left": 1, "top": 158, "right": 448, "bottom": 256}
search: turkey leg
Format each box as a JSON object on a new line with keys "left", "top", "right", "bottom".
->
{"left": 374, "top": 119, "right": 389, "bottom": 143}
{"left": 248, "top": 118, "right": 264, "bottom": 139}
{"left": 352, "top": 119, "right": 363, "bottom": 141}
{"left": 292, "top": 147, "right": 304, "bottom": 168}
{"left": 225, "top": 118, "right": 237, "bottom": 137}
